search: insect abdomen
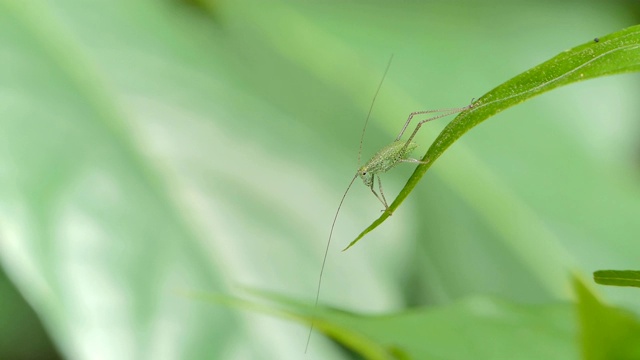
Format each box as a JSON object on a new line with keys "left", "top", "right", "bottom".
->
{"left": 364, "top": 140, "right": 418, "bottom": 174}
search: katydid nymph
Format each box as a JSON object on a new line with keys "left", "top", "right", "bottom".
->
{"left": 305, "top": 57, "right": 474, "bottom": 353}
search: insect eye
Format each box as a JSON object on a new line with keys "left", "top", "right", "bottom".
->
{"left": 361, "top": 171, "right": 367, "bottom": 176}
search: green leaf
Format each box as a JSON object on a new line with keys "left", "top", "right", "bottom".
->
{"left": 213, "top": 289, "right": 578, "bottom": 360}
{"left": 574, "top": 277, "right": 640, "bottom": 359}
{"left": 594, "top": 270, "right": 640, "bottom": 288}
{"left": 347, "top": 24, "right": 640, "bottom": 249}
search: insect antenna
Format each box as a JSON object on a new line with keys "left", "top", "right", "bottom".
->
{"left": 306, "top": 56, "right": 394, "bottom": 353}
{"left": 358, "top": 54, "right": 394, "bottom": 165}
{"left": 305, "top": 173, "right": 358, "bottom": 353}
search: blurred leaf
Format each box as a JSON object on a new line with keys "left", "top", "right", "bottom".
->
{"left": 574, "top": 277, "right": 640, "bottom": 359}
{"left": 0, "top": 1, "right": 412, "bottom": 359}
{"left": 594, "top": 270, "right": 640, "bottom": 288}
{"left": 214, "top": 289, "right": 578, "bottom": 360}
{"left": 348, "top": 24, "right": 640, "bottom": 248}
{"left": 0, "top": 0, "right": 260, "bottom": 358}
{"left": 0, "top": 269, "right": 62, "bottom": 360}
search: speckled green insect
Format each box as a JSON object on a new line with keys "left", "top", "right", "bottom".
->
{"left": 357, "top": 101, "right": 473, "bottom": 209}
{"left": 305, "top": 57, "right": 473, "bottom": 353}
{"left": 357, "top": 139, "right": 421, "bottom": 209}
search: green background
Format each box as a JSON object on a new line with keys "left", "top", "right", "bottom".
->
{"left": 1, "top": 0, "right": 639, "bottom": 359}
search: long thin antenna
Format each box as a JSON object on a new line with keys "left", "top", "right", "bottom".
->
{"left": 306, "top": 57, "right": 394, "bottom": 354}
{"left": 358, "top": 55, "right": 394, "bottom": 165}
{"left": 305, "top": 173, "right": 358, "bottom": 353}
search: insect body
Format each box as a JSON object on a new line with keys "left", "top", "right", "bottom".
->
{"left": 358, "top": 140, "right": 420, "bottom": 209}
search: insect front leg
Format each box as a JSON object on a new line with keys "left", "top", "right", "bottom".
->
{"left": 369, "top": 175, "right": 389, "bottom": 210}
{"left": 377, "top": 175, "right": 389, "bottom": 211}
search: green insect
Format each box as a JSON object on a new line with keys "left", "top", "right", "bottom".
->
{"left": 356, "top": 102, "right": 470, "bottom": 208}
{"left": 305, "top": 57, "right": 473, "bottom": 352}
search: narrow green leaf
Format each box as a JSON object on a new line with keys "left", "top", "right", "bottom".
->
{"left": 574, "top": 276, "right": 640, "bottom": 359}
{"left": 348, "top": 24, "right": 640, "bottom": 249}
{"left": 594, "top": 270, "right": 640, "bottom": 288}
{"left": 213, "top": 288, "right": 577, "bottom": 360}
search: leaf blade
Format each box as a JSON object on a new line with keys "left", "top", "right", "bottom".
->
{"left": 216, "top": 288, "right": 577, "bottom": 360}
{"left": 594, "top": 270, "right": 640, "bottom": 288}
{"left": 350, "top": 25, "right": 640, "bottom": 247}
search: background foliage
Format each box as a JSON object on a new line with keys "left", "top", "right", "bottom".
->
{"left": 1, "top": 0, "right": 639, "bottom": 359}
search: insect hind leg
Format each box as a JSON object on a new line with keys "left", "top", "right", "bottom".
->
{"left": 395, "top": 104, "right": 474, "bottom": 141}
